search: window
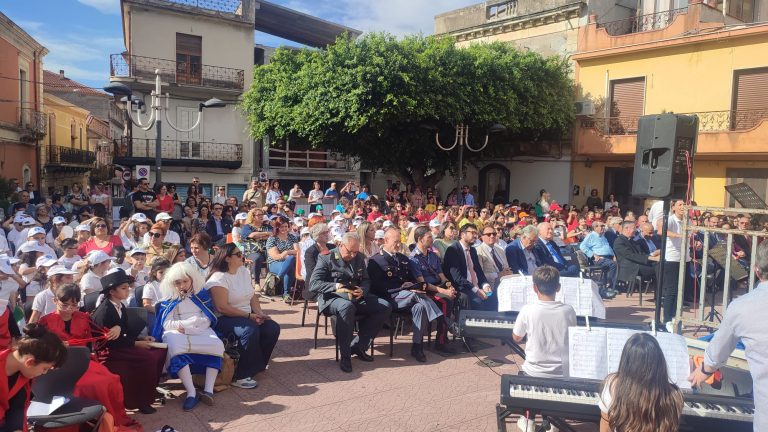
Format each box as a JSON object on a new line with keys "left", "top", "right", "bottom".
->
{"left": 608, "top": 77, "right": 646, "bottom": 134}
{"left": 179, "top": 141, "right": 201, "bottom": 159}
{"left": 176, "top": 33, "right": 202, "bottom": 85}
{"left": 727, "top": 0, "right": 755, "bottom": 22}
{"left": 732, "top": 67, "right": 768, "bottom": 130}
{"left": 487, "top": 1, "right": 517, "bottom": 19}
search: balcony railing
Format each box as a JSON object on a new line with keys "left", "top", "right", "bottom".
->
{"left": 163, "top": 0, "right": 244, "bottom": 14}
{"left": 268, "top": 148, "right": 349, "bottom": 171}
{"left": 45, "top": 145, "right": 95, "bottom": 167}
{"left": 598, "top": 7, "right": 688, "bottom": 36}
{"left": 110, "top": 54, "right": 245, "bottom": 91}
{"left": 114, "top": 138, "right": 243, "bottom": 168}
{"left": 580, "top": 109, "right": 768, "bottom": 135}
{"left": 17, "top": 108, "right": 47, "bottom": 141}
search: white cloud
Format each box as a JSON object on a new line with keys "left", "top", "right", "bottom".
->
{"left": 77, "top": 0, "right": 121, "bottom": 14}
{"left": 15, "top": 20, "right": 44, "bottom": 33}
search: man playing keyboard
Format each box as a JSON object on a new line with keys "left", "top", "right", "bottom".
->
{"left": 512, "top": 265, "right": 576, "bottom": 431}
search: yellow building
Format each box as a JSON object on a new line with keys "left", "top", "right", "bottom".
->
{"left": 41, "top": 92, "right": 94, "bottom": 193}
{"left": 572, "top": 0, "right": 768, "bottom": 210}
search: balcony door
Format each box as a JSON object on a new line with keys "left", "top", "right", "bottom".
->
{"left": 609, "top": 77, "right": 645, "bottom": 134}
{"left": 176, "top": 33, "right": 202, "bottom": 86}
{"left": 177, "top": 107, "right": 201, "bottom": 159}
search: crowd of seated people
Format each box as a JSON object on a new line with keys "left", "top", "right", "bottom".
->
{"left": 0, "top": 177, "right": 764, "bottom": 428}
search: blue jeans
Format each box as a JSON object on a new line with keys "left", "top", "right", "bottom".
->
{"left": 246, "top": 252, "right": 266, "bottom": 283}
{"left": 268, "top": 256, "right": 296, "bottom": 296}
{"left": 215, "top": 316, "right": 280, "bottom": 379}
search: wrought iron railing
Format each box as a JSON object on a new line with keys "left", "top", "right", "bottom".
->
{"left": 45, "top": 145, "right": 95, "bottom": 167}
{"left": 268, "top": 148, "right": 349, "bottom": 170}
{"left": 16, "top": 108, "right": 47, "bottom": 140}
{"left": 110, "top": 54, "right": 245, "bottom": 91}
{"left": 162, "top": 0, "right": 244, "bottom": 14}
{"left": 115, "top": 138, "right": 242, "bottom": 162}
{"left": 598, "top": 7, "right": 688, "bottom": 36}
{"left": 580, "top": 109, "right": 768, "bottom": 135}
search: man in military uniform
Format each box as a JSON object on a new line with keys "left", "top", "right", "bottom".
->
{"left": 310, "top": 232, "right": 392, "bottom": 373}
{"left": 368, "top": 228, "right": 443, "bottom": 362}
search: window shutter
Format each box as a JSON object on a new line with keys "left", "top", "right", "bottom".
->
{"left": 733, "top": 68, "right": 768, "bottom": 129}
{"left": 609, "top": 78, "right": 645, "bottom": 134}
{"left": 176, "top": 34, "right": 202, "bottom": 56}
{"left": 227, "top": 184, "right": 247, "bottom": 201}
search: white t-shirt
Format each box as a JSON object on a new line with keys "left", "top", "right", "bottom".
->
{"left": 58, "top": 255, "right": 81, "bottom": 270}
{"left": 307, "top": 189, "right": 323, "bottom": 203}
{"left": 512, "top": 299, "right": 577, "bottom": 378}
{"left": 0, "top": 233, "right": 9, "bottom": 255}
{"left": 80, "top": 271, "right": 102, "bottom": 295}
{"left": 142, "top": 280, "right": 162, "bottom": 305}
{"left": 25, "top": 280, "right": 43, "bottom": 298}
{"left": 665, "top": 214, "right": 690, "bottom": 263}
{"left": 7, "top": 228, "right": 28, "bottom": 252}
{"left": 32, "top": 289, "right": 56, "bottom": 315}
{"left": 0, "top": 276, "right": 19, "bottom": 302}
{"left": 204, "top": 266, "right": 253, "bottom": 314}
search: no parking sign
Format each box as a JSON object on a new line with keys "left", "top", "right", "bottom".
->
{"left": 136, "top": 165, "right": 150, "bottom": 181}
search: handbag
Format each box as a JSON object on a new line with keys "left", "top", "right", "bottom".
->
{"left": 192, "top": 335, "right": 240, "bottom": 392}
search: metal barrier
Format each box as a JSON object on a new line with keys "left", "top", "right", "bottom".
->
{"left": 674, "top": 205, "right": 768, "bottom": 331}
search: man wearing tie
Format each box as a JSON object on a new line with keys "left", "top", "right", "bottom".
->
{"left": 614, "top": 221, "right": 659, "bottom": 285}
{"left": 475, "top": 226, "right": 512, "bottom": 288}
{"left": 634, "top": 222, "right": 660, "bottom": 255}
{"left": 505, "top": 225, "right": 541, "bottom": 276}
{"left": 442, "top": 224, "right": 494, "bottom": 310}
{"left": 533, "top": 222, "right": 579, "bottom": 277}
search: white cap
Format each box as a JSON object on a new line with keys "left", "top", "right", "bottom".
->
{"left": 130, "top": 213, "right": 148, "bottom": 223}
{"left": 354, "top": 215, "right": 364, "bottom": 220}
{"left": 333, "top": 215, "right": 344, "bottom": 222}
{"left": 75, "top": 224, "right": 91, "bottom": 232}
{"left": 13, "top": 214, "right": 28, "bottom": 224}
{"left": 155, "top": 212, "right": 173, "bottom": 221}
{"left": 374, "top": 230, "right": 385, "bottom": 240}
{"left": 86, "top": 250, "right": 116, "bottom": 265}
{"left": 374, "top": 217, "right": 384, "bottom": 222}
{"left": 235, "top": 212, "right": 248, "bottom": 221}
{"left": 293, "top": 217, "right": 304, "bottom": 227}
{"left": 21, "top": 217, "right": 36, "bottom": 226}
{"left": 35, "top": 255, "right": 58, "bottom": 268}
{"left": 47, "top": 265, "right": 77, "bottom": 276}
{"left": 0, "top": 258, "right": 14, "bottom": 275}
{"left": 28, "top": 227, "right": 46, "bottom": 237}
{"left": 53, "top": 216, "right": 67, "bottom": 225}
{"left": 19, "top": 241, "right": 48, "bottom": 254}
{"left": 352, "top": 220, "right": 362, "bottom": 227}
{"left": 382, "top": 221, "right": 393, "bottom": 228}
{"left": 331, "top": 209, "right": 341, "bottom": 214}
{"left": 300, "top": 227, "right": 310, "bottom": 236}
{"left": 127, "top": 247, "right": 147, "bottom": 256}
{"left": 429, "top": 219, "right": 441, "bottom": 228}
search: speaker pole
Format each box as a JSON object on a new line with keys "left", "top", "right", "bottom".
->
{"left": 654, "top": 198, "right": 671, "bottom": 327}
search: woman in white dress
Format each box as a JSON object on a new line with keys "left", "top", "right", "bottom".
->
{"left": 152, "top": 262, "right": 224, "bottom": 411}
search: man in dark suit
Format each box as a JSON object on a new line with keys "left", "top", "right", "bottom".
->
{"left": 634, "top": 222, "right": 661, "bottom": 255}
{"left": 205, "top": 203, "right": 233, "bottom": 244}
{"left": 614, "top": 221, "right": 659, "bottom": 285}
{"left": 368, "top": 228, "right": 442, "bottom": 362}
{"left": 505, "top": 225, "right": 540, "bottom": 275}
{"left": 604, "top": 217, "right": 623, "bottom": 249}
{"left": 532, "top": 222, "right": 579, "bottom": 277}
{"left": 442, "top": 223, "right": 494, "bottom": 310}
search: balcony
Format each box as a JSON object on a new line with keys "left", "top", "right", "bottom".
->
{"left": 110, "top": 54, "right": 245, "bottom": 92}
{"left": 597, "top": 7, "right": 688, "bottom": 36}
{"left": 17, "top": 108, "right": 47, "bottom": 142}
{"left": 44, "top": 145, "right": 96, "bottom": 171}
{"left": 268, "top": 148, "right": 349, "bottom": 171}
{"left": 113, "top": 138, "right": 242, "bottom": 169}
{"left": 575, "top": 109, "right": 768, "bottom": 156}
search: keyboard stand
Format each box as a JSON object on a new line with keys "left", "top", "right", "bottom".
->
{"left": 496, "top": 403, "right": 578, "bottom": 432}
{"left": 500, "top": 337, "right": 527, "bottom": 360}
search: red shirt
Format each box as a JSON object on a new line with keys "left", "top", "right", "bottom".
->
{"left": 366, "top": 211, "right": 383, "bottom": 222}
{"left": 157, "top": 194, "right": 174, "bottom": 213}
{"left": 77, "top": 235, "right": 123, "bottom": 257}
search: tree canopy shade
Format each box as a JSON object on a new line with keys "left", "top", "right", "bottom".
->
{"left": 242, "top": 33, "right": 574, "bottom": 188}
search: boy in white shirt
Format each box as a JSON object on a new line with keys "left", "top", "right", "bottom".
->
{"left": 513, "top": 265, "right": 576, "bottom": 431}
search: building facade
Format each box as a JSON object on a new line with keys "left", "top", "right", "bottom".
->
{"left": 41, "top": 92, "right": 94, "bottom": 194}
{"left": 572, "top": 0, "right": 768, "bottom": 210}
{"left": 0, "top": 12, "right": 47, "bottom": 188}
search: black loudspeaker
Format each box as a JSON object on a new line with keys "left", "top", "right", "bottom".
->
{"left": 631, "top": 113, "right": 698, "bottom": 198}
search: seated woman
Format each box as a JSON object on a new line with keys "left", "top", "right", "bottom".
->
{"left": 38, "top": 284, "right": 140, "bottom": 428}
{"left": 0, "top": 323, "right": 66, "bottom": 432}
{"left": 77, "top": 217, "right": 123, "bottom": 257}
{"left": 152, "top": 262, "right": 224, "bottom": 411}
{"left": 204, "top": 243, "right": 280, "bottom": 389}
{"left": 266, "top": 217, "right": 299, "bottom": 299}
{"left": 91, "top": 268, "right": 167, "bottom": 414}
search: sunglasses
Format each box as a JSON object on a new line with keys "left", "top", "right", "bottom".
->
{"left": 230, "top": 251, "right": 243, "bottom": 258}
{"left": 149, "top": 232, "right": 163, "bottom": 238}
{"left": 95, "top": 224, "right": 107, "bottom": 229}
{"left": 483, "top": 232, "right": 497, "bottom": 237}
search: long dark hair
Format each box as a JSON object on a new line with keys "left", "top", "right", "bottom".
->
{"left": 601, "top": 333, "right": 683, "bottom": 432}
{"left": 16, "top": 323, "right": 67, "bottom": 367}
{"left": 207, "top": 243, "right": 241, "bottom": 280}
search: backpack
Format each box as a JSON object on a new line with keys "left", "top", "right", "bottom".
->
{"left": 261, "top": 272, "right": 280, "bottom": 297}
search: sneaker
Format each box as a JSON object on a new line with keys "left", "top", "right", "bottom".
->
{"left": 517, "top": 415, "right": 536, "bottom": 432}
{"left": 231, "top": 377, "right": 259, "bottom": 389}
{"left": 665, "top": 321, "right": 675, "bottom": 333}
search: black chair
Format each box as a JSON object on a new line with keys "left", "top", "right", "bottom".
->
{"left": 575, "top": 250, "right": 605, "bottom": 285}
{"left": 615, "top": 260, "right": 654, "bottom": 306}
{"left": 80, "top": 292, "right": 101, "bottom": 313}
{"left": 313, "top": 307, "right": 374, "bottom": 361}
{"left": 27, "top": 347, "right": 105, "bottom": 430}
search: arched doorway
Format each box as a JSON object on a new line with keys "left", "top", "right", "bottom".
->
{"left": 478, "top": 163, "right": 510, "bottom": 206}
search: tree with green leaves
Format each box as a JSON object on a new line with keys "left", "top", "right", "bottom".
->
{"left": 242, "top": 33, "right": 574, "bottom": 189}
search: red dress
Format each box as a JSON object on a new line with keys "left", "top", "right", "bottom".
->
{"left": 38, "top": 312, "right": 139, "bottom": 429}
{"left": 0, "top": 349, "right": 31, "bottom": 432}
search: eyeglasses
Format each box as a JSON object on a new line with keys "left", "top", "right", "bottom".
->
{"left": 149, "top": 232, "right": 163, "bottom": 238}
{"left": 230, "top": 251, "right": 243, "bottom": 258}
{"left": 57, "top": 302, "right": 79, "bottom": 311}
{"left": 483, "top": 232, "right": 497, "bottom": 237}
{"left": 95, "top": 224, "right": 107, "bottom": 229}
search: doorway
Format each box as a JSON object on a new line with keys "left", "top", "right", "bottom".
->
{"left": 479, "top": 164, "right": 510, "bottom": 206}
{"left": 604, "top": 167, "right": 644, "bottom": 215}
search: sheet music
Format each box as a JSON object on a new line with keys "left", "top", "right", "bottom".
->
{"left": 497, "top": 276, "right": 605, "bottom": 318}
{"left": 606, "top": 328, "right": 637, "bottom": 373}
{"left": 568, "top": 327, "right": 607, "bottom": 380}
{"left": 496, "top": 275, "right": 530, "bottom": 312}
{"left": 652, "top": 332, "right": 692, "bottom": 390}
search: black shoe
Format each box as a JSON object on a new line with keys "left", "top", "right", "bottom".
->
{"left": 600, "top": 288, "right": 617, "bottom": 300}
{"left": 434, "top": 343, "right": 458, "bottom": 355}
{"left": 447, "top": 322, "right": 461, "bottom": 337}
{"left": 340, "top": 357, "right": 353, "bottom": 373}
{"left": 351, "top": 345, "right": 374, "bottom": 362}
{"left": 138, "top": 405, "right": 156, "bottom": 414}
{"left": 411, "top": 344, "right": 427, "bottom": 363}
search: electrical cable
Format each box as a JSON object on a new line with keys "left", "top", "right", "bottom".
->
{"left": 461, "top": 336, "right": 503, "bottom": 377}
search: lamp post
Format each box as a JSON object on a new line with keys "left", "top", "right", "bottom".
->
{"left": 104, "top": 69, "right": 226, "bottom": 184}
{"left": 427, "top": 123, "right": 506, "bottom": 202}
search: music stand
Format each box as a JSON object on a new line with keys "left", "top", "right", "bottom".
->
{"left": 725, "top": 182, "right": 768, "bottom": 225}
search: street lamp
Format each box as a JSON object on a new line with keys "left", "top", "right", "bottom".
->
{"left": 103, "top": 70, "right": 226, "bottom": 184}
{"left": 426, "top": 123, "right": 506, "bottom": 202}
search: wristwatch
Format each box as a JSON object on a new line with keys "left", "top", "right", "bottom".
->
{"left": 700, "top": 362, "right": 715, "bottom": 376}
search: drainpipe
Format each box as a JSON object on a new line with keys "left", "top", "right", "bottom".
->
{"left": 33, "top": 49, "right": 42, "bottom": 192}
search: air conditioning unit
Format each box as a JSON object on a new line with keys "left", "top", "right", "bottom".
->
{"left": 574, "top": 100, "right": 595, "bottom": 116}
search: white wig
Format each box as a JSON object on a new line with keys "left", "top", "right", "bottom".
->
{"left": 159, "top": 261, "right": 206, "bottom": 300}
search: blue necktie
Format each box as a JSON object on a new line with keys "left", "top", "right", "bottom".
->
{"left": 546, "top": 242, "right": 563, "bottom": 265}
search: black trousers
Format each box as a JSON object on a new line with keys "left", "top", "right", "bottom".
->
{"left": 324, "top": 295, "right": 392, "bottom": 358}
{"left": 661, "top": 261, "right": 681, "bottom": 323}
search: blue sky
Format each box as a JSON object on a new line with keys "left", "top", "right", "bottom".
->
{"left": 0, "top": 0, "right": 470, "bottom": 88}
